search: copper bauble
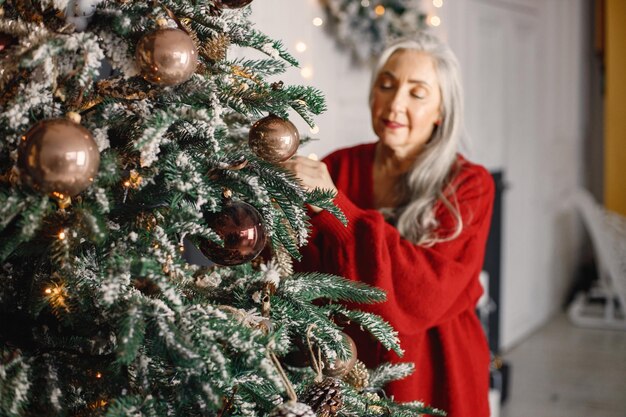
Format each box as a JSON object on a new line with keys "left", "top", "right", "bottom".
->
{"left": 17, "top": 119, "right": 100, "bottom": 197}
{"left": 199, "top": 198, "right": 266, "bottom": 266}
{"left": 322, "top": 333, "right": 358, "bottom": 378}
{"left": 215, "top": 0, "right": 254, "bottom": 8}
{"left": 136, "top": 28, "right": 198, "bottom": 86}
{"left": 248, "top": 115, "right": 300, "bottom": 163}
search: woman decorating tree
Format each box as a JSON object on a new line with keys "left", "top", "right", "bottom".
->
{"left": 285, "top": 32, "right": 494, "bottom": 417}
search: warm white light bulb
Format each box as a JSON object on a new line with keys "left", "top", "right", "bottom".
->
{"left": 300, "top": 66, "right": 314, "bottom": 79}
{"left": 295, "top": 41, "right": 307, "bottom": 53}
{"left": 429, "top": 15, "right": 441, "bottom": 27}
{"left": 433, "top": 0, "right": 443, "bottom": 8}
{"left": 361, "top": 0, "right": 370, "bottom": 6}
{"left": 309, "top": 125, "right": 320, "bottom": 134}
{"left": 313, "top": 17, "right": 323, "bottom": 27}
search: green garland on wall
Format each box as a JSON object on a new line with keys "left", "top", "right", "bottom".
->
{"left": 320, "top": 0, "right": 429, "bottom": 63}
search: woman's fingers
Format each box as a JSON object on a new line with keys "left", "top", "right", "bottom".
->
{"left": 283, "top": 155, "right": 320, "bottom": 173}
{"left": 281, "top": 156, "right": 336, "bottom": 193}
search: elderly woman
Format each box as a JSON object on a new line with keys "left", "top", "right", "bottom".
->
{"left": 285, "top": 33, "right": 493, "bottom": 417}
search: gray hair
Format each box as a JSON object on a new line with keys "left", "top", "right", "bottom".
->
{"left": 371, "top": 33, "right": 465, "bottom": 246}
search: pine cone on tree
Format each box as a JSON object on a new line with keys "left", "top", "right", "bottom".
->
{"left": 301, "top": 377, "right": 344, "bottom": 417}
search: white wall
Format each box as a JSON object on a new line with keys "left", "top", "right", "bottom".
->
{"left": 248, "top": 0, "right": 372, "bottom": 158}
{"left": 444, "top": 0, "right": 588, "bottom": 350}
{"left": 249, "top": 0, "right": 587, "bottom": 351}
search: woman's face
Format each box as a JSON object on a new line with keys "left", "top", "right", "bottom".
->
{"left": 370, "top": 49, "right": 442, "bottom": 158}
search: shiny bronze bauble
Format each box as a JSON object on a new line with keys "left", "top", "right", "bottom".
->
{"left": 136, "top": 28, "right": 198, "bottom": 87}
{"left": 199, "top": 198, "right": 266, "bottom": 266}
{"left": 17, "top": 118, "right": 100, "bottom": 197}
{"left": 248, "top": 115, "right": 300, "bottom": 163}
{"left": 322, "top": 333, "right": 358, "bottom": 378}
{"left": 215, "top": 0, "right": 254, "bottom": 8}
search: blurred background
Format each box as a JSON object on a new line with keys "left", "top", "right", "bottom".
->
{"left": 244, "top": 1, "right": 626, "bottom": 416}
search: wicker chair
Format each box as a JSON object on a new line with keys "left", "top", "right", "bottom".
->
{"left": 568, "top": 189, "right": 626, "bottom": 331}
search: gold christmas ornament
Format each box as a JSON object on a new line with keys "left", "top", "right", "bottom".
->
{"left": 17, "top": 118, "right": 100, "bottom": 197}
{"left": 202, "top": 34, "right": 230, "bottom": 61}
{"left": 248, "top": 115, "right": 300, "bottom": 163}
{"left": 136, "top": 27, "right": 198, "bottom": 87}
{"left": 343, "top": 360, "right": 369, "bottom": 390}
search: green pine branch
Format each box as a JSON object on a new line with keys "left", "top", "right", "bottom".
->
{"left": 326, "top": 305, "right": 404, "bottom": 356}
{"left": 281, "top": 272, "right": 387, "bottom": 304}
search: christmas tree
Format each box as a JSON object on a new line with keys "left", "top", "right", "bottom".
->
{"left": 0, "top": 1, "right": 444, "bottom": 416}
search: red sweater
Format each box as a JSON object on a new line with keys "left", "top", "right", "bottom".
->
{"left": 297, "top": 143, "right": 494, "bottom": 417}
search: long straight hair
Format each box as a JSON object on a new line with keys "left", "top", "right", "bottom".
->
{"left": 370, "top": 33, "right": 465, "bottom": 246}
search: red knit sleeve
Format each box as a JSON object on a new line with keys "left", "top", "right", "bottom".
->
{"left": 309, "top": 164, "right": 494, "bottom": 335}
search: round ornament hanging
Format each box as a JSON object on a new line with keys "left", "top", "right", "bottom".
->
{"left": 248, "top": 115, "right": 300, "bottom": 163}
{"left": 17, "top": 115, "right": 100, "bottom": 197}
{"left": 136, "top": 27, "right": 198, "bottom": 87}
{"left": 322, "top": 333, "right": 357, "bottom": 378}
{"left": 215, "top": 0, "right": 254, "bottom": 8}
{"left": 198, "top": 193, "right": 266, "bottom": 266}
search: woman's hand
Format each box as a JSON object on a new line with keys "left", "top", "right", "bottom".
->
{"left": 281, "top": 155, "right": 337, "bottom": 213}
